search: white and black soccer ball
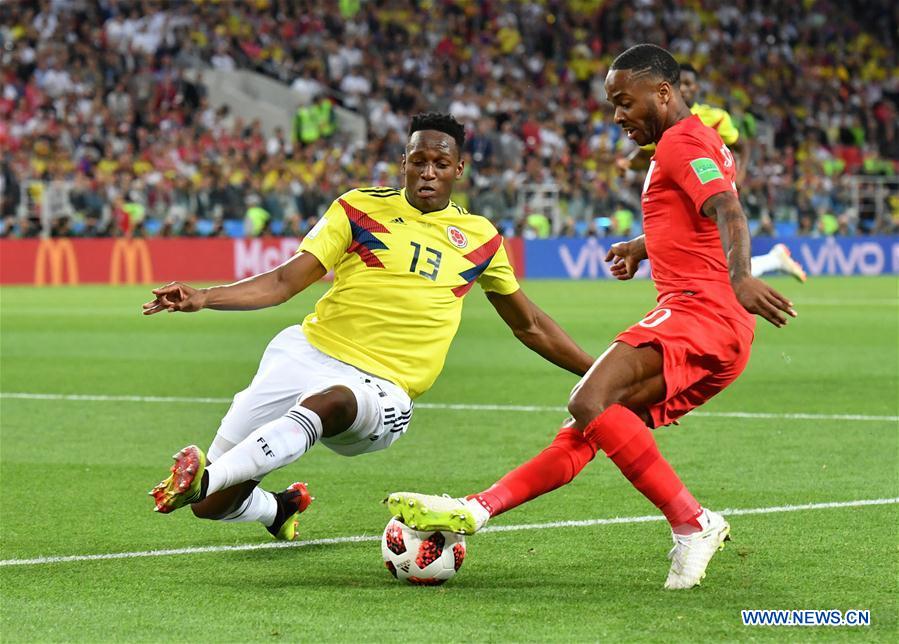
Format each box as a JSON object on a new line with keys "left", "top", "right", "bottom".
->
{"left": 381, "top": 517, "right": 466, "bottom": 585}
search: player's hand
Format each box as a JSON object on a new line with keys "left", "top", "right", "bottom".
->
{"left": 605, "top": 240, "right": 643, "bottom": 280}
{"left": 614, "top": 157, "right": 631, "bottom": 176}
{"left": 142, "top": 282, "right": 207, "bottom": 315}
{"left": 732, "top": 276, "right": 797, "bottom": 327}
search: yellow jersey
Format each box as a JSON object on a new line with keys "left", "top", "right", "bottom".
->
{"left": 299, "top": 187, "right": 520, "bottom": 399}
{"left": 641, "top": 102, "right": 740, "bottom": 152}
{"left": 690, "top": 102, "right": 739, "bottom": 145}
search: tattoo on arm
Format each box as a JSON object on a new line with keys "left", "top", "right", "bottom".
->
{"left": 702, "top": 192, "right": 751, "bottom": 282}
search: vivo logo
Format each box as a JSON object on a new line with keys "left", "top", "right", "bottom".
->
{"left": 799, "top": 238, "right": 895, "bottom": 276}
{"left": 559, "top": 238, "right": 652, "bottom": 279}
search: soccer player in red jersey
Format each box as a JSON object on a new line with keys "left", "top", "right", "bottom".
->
{"left": 387, "top": 44, "right": 798, "bottom": 589}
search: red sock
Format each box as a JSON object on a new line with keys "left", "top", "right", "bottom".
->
{"left": 583, "top": 404, "right": 701, "bottom": 530}
{"left": 468, "top": 427, "right": 596, "bottom": 517}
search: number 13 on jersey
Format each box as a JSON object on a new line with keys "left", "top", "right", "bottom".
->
{"left": 409, "top": 241, "right": 442, "bottom": 281}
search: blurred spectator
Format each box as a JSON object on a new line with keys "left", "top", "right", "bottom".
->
{"left": 244, "top": 193, "right": 270, "bottom": 237}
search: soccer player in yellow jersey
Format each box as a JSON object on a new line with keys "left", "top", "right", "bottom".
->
{"left": 143, "top": 113, "right": 595, "bottom": 540}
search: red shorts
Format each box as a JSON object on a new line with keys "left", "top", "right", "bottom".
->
{"left": 615, "top": 292, "right": 755, "bottom": 427}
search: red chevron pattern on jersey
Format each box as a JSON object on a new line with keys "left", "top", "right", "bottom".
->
{"left": 339, "top": 198, "right": 390, "bottom": 268}
{"left": 452, "top": 233, "right": 504, "bottom": 297}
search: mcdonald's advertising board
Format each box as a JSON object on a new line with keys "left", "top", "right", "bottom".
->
{"left": 1, "top": 238, "right": 231, "bottom": 285}
{"left": 0, "top": 237, "right": 525, "bottom": 286}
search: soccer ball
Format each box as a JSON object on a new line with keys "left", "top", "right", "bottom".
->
{"left": 381, "top": 517, "right": 466, "bottom": 585}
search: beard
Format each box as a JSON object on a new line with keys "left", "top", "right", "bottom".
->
{"left": 644, "top": 101, "right": 663, "bottom": 143}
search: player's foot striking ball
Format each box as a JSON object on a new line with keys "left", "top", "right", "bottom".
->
{"left": 385, "top": 492, "right": 490, "bottom": 535}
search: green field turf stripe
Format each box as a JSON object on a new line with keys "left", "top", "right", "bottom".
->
{"left": 2, "top": 498, "right": 895, "bottom": 568}
{"left": 2, "top": 392, "right": 896, "bottom": 422}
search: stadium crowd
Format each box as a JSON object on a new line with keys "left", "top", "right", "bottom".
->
{"left": 1, "top": 0, "right": 897, "bottom": 239}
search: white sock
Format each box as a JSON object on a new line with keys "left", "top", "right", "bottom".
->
{"left": 463, "top": 497, "right": 492, "bottom": 530}
{"left": 750, "top": 251, "right": 781, "bottom": 277}
{"left": 218, "top": 487, "right": 278, "bottom": 526}
{"left": 205, "top": 406, "right": 323, "bottom": 496}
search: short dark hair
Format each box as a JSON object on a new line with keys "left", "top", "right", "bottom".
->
{"left": 610, "top": 44, "right": 680, "bottom": 85}
{"left": 679, "top": 62, "right": 699, "bottom": 78}
{"left": 409, "top": 112, "right": 466, "bottom": 151}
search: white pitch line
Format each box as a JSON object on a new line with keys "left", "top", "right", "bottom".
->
{"left": 1, "top": 392, "right": 896, "bottom": 423}
{"left": 1, "top": 498, "right": 896, "bottom": 568}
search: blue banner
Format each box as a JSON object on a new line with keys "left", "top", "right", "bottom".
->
{"left": 524, "top": 236, "right": 899, "bottom": 278}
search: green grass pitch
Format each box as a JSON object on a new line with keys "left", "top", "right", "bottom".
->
{"left": 1, "top": 277, "right": 897, "bottom": 642}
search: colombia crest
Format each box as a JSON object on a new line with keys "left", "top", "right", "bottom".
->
{"left": 447, "top": 226, "right": 468, "bottom": 249}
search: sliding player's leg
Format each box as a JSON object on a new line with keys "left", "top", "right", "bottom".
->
{"left": 152, "top": 325, "right": 414, "bottom": 541}
{"left": 150, "top": 326, "right": 336, "bottom": 536}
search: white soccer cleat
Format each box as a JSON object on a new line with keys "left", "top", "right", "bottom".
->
{"left": 772, "top": 243, "right": 807, "bottom": 283}
{"left": 663, "top": 509, "right": 731, "bottom": 590}
{"left": 385, "top": 492, "right": 490, "bottom": 535}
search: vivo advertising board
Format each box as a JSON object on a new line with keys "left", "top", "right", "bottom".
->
{"left": 525, "top": 236, "right": 899, "bottom": 279}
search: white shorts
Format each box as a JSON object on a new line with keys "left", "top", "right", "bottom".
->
{"left": 212, "top": 325, "right": 413, "bottom": 458}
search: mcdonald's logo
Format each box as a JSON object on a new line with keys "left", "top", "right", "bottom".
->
{"left": 110, "top": 239, "right": 153, "bottom": 285}
{"left": 35, "top": 239, "right": 79, "bottom": 286}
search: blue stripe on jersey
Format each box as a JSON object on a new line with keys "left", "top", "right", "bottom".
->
{"left": 349, "top": 219, "right": 388, "bottom": 253}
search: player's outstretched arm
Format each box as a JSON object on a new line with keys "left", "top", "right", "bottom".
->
{"left": 142, "top": 252, "right": 327, "bottom": 315}
{"left": 604, "top": 234, "right": 647, "bottom": 280}
{"left": 486, "top": 289, "right": 594, "bottom": 376}
{"left": 701, "top": 191, "right": 797, "bottom": 327}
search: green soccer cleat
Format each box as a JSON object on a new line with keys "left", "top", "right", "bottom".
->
{"left": 267, "top": 482, "right": 314, "bottom": 541}
{"left": 384, "top": 492, "right": 487, "bottom": 535}
{"left": 149, "top": 445, "right": 206, "bottom": 513}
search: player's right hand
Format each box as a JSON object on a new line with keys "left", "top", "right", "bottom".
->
{"left": 732, "top": 276, "right": 797, "bottom": 327}
{"left": 614, "top": 157, "right": 631, "bottom": 176}
{"left": 142, "top": 282, "right": 206, "bottom": 315}
{"left": 605, "top": 240, "right": 643, "bottom": 280}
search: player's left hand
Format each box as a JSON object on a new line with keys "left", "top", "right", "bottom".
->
{"left": 732, "top": 276, "right": 797, "bottom": 327}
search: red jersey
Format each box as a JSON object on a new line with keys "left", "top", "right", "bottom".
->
{"left": 642, "top": 115, "right": 750, "bottom": 326}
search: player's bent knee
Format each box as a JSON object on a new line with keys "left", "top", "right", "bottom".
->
{"left": 567, "top": 393, "right": 609, "bottom": 427}
{"left": 300, "top": 385, "right": 358, "bottom": 437}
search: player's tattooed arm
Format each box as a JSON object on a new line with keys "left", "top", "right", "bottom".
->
{"left": 703, "top": 192, "right": 752, "bottom": 281}
{"left": 702, "top": 192, "right": 797, "bottom": 328}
